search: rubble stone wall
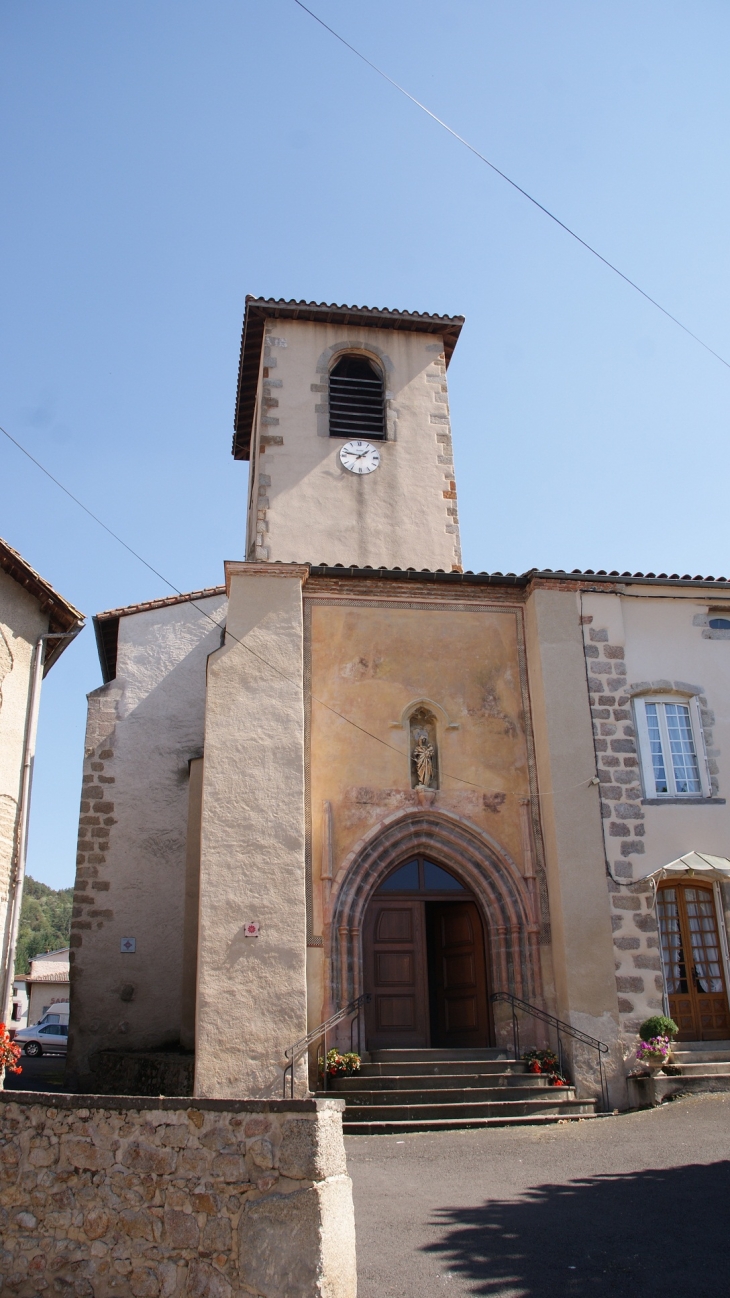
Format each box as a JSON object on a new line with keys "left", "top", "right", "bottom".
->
{"left": 0, "top": 1091, "right": 356, "bottom": 1298}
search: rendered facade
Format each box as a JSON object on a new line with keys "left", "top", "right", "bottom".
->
{"left": 66, "top": 298, "right": 730, "bottom": 1109}
{"left": 0, "top": 538, "right": 83, "bottom": 1016}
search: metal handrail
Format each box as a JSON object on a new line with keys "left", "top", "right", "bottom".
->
{"left": 491, "top": 991, "right": 610, "bottom": 1112}
{"left": 283, "top": 994, "right": 370, "bottom": 1099}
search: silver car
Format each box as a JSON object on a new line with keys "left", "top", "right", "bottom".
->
{"left": 14, "top": 1014, "right": 69, "bottom": 1057}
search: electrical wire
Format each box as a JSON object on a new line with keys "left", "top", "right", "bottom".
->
{"left": 292, "top": 0, "right": 730, "bottom": 374}
{"left": 1, "top": 420, "right": 593, "bottom": 801}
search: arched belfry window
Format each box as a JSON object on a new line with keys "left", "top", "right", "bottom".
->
{"left": 329, "top": 354, "right": 385, "bottom": 439}
{"left": 409, "top": 707, "right": 439, "bottom": 790}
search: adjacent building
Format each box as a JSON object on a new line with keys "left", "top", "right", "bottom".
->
{"left": 0, "top": 539, "right": 83, "bottom": 1014}
{"left": 66, "top": 298, "right": 730, "bottom": 1107}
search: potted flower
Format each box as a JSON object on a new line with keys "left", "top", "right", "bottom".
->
{"left": 522, "top": 1049, "right": 568, "bottom": 1085}
{"left": 635, "top": 1036, "right": 672, "bottom": 1071}
{"left": 0, "top": 1022, "right": 22, "bottom": 1088}
{"left": 635, "top": 1016, "right": 678, "bottom": 1074}
{"left": 318, "top": 1048, "right": 361, "bottom": 1081}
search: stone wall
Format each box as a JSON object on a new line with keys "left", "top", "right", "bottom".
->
{"left": 0, "top": 1092, "right": 356, "bottom": 1298}
{"left": 581, "top": 615, "right": 664, "bottom": 1043}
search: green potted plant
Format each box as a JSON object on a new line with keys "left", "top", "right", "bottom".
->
{"left": 635, "top": 1015, "right": 678, "bottom": 1073}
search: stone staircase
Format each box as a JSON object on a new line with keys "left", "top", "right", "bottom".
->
{"left": 323, "top": 1048, "right": 598, "bottom": 1134}
{"left": 653, "top": 1040, "right": 730, "bottom": 1102}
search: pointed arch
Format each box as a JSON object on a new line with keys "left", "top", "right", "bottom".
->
{"left": 327, "top": 808, "right": 543, "bottom": 1019}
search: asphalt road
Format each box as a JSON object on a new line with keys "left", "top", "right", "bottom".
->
{"left": 346, "top": 1095, "right": 730, "bottom": 1298}
{"left": 3, "top": 1051, "right": 67, "bottom": 1092}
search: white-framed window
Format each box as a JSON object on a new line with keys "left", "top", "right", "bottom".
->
{"left": 634, "top": 695, "right": 710, "bottom": 798}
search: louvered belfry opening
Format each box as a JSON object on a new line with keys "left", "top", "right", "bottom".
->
{"left": 329, "top": 354, "right": 385, "bottom": 439}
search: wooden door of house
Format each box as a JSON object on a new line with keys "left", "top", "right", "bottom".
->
{"left": 427, "top": 901, "right": 489, "bottom": 1048}
{"left": 363, "top": 900, "right": 429, "bottom": 1048}
{"left": 657, "top": 884, "right": 730, "bottom": 1040}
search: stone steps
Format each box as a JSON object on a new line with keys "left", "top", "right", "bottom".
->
{"left": 367, "top": 1048, "right": 510, "bottom": 1062}
{"left": 339, "top": 1085, "right": 574, "bottom": 1106}
{"left": 669, "top": 1061, "right": 730, "bottom": 1075}
{"left": 335, "top": 1073, "right": 554, "bottom": 1092}
{"left": 342, "top": 1110, "right": 600, "bottom": 1135}
{"left": 321, "top": 1048, "right": 598, "bottom": 1133}
{"left": 356, "top": 1060, "right": 525, "bottom": 1077}
{"left": 637, "top": 1041, "right": 730, "bottom": 1105}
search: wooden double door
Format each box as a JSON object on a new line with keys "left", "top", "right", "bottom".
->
{"left": 364, "top": 898, "right": 490, "bottom": 1049}
{"left": 657, "top": 883, "right": 730, "bottom": 1040}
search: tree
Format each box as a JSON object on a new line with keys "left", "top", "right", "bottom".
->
{"left": 14, "top": 876, "right": 73, "bottom": 974}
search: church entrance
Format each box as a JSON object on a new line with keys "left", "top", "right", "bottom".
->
{"left": 657, "top": 882, "right": 730, "bottom": 1040}
{"left": 363, "top": 858, "right": 491, "bottom": 1049}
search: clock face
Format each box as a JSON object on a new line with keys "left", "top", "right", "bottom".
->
{"left": 339, "top": 440, "right": 381, "bottom": 475}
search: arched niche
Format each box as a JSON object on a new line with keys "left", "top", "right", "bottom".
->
{"left": 409, "top": 706, "right": 439, "bottom": 789}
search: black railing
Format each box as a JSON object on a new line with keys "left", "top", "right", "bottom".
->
{"left": 491, "top": 991, "right": 610, "bottom": 1112}
{"left": 283, "top": 994, "right": 370, "bottom": 1100}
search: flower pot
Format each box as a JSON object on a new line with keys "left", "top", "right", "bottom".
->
{"left": 641, "top": 1055, "right": 668, "bottom": 1073}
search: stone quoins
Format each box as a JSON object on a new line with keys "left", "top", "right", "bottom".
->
{"left": 625, "top": 678, "right": 704, "bottom": 697}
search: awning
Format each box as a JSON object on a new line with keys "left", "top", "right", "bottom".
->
{"left": 636, "top": 852, "right": 730, "bottom": 884}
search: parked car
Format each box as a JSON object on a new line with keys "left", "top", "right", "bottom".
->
{"left": 13, "top": 1005, "right": 69, "bottom": 1056}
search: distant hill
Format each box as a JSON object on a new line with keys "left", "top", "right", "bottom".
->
{"left": 15, "top": 875, "right": 73, "bottom": 975}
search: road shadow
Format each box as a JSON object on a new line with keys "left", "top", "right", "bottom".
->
{"left": 4, "top": 1053, "right": 68, "bottom": 1092}
{"left": 424, "top": 1160, "right": 730, "bottom": 1296}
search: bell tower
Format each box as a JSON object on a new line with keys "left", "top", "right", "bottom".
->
{"left": 233, "top": 297, "right": 464, "bottom": 571}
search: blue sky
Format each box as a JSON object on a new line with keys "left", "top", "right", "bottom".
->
{"left": 1, "top": 1, "right": 729, "bottom": 888}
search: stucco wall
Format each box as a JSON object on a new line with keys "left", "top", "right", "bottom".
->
{"left": 67, "top": 592, "right": 227, "bottom": 1089}
{"left": 305, "top": 583, "right": 550, "bottom": 1038}
{"left": 581, "top": 587, "right": 730, "bottom": 1041}
{"left": 246, "top": 318, "right": 461, "bottom": 571}
{"left": 195, "top": 566, "right": 308, "bottom": 1100}
{"left": 0, "top": 569, "right": 48, "bottom": 1000}
{"left": 523, "top": 587, "right": 623, "bottom": 1102}
{"left": 0, "top": 1092, "right": 356, "bottom": 1298}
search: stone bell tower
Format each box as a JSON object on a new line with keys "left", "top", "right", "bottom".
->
{"left": 233, "top": 297, "right": 464, "bottom": 571}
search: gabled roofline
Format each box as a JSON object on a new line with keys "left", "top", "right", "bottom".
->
{"left": 91, "top": 561, "right": 728, "bottom": 683}
{"left": 93, "top": 585, "right": 226, "bottom": 683}
{"left": 232, "top": 296, "right": 465, "bottom": 461}
{"left": 0, "top": 537, "right": 84, "bottom": 673}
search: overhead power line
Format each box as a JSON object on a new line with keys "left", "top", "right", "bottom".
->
{"left": 293, "top": 0, "right": 730, "bottom": 373}
{"left": 0, "top": 421, "right": 593, "bottom": 802}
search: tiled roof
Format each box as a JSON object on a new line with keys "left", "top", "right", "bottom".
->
{"left": 0, "top": 536, "right": 84, "bottom": 671}
{"left": 232, "top": 295, "right": 465, "bottom": 461}
{"left": 91, "top": 562, "right": 729, "bottom": 678}
{"left": 94, "top": 585, "right": 226, "bottom": 623}
{"left": 306, "top": 564, "right": 730, "bottom": 588}
{"left": 94, "top": 585, "right": 226, "bottom": 684}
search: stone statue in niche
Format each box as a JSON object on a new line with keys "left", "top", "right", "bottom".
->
{"left": 409, "top": 708, "right": 439, "bottom": 789}
{"left": 412, "top": 734, "right": 435, "bottom": 787}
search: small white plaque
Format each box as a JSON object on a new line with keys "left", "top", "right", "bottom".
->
{"left": 244, "top": 923, "right": 260, "bottom": 938}
{"left": 120, "top": 937, "right": 136, "bottom": 953}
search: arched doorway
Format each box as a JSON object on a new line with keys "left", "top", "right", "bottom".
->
{"left": 363, "top": 857, "right": 491, "bottom": 1049}
{"left": 657, "top": 882, "right": 730, "bottom": 1039}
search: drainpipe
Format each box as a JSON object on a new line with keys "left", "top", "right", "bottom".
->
{"left": 1, "top": 630, "right": 81, "bottom": 1028}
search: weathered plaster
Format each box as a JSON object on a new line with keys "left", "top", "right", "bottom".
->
{"left": 67, "top": 592, "right": 227, "bottom": 1089}
{"left": 195, "top": 566, "right": 309, "bottom": 1099}
{"left": 523, "top": 587, "right": 623, "bottom": 1103}
{"left": 0, "top": 568, "right": 48, "bottom": 994}
{"left": 245, "top": 318, "right": 461, "bottom": 570}
{"left": 581, "top": 587, "right": 730, "bottom": 1046}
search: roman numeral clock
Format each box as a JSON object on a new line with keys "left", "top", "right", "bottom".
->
{"left": 339, "top": 440, "right": 381, "bottom": 475}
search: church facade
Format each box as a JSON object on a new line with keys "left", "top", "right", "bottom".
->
{"left": 66, "top": 298, "right": 730, "bottom": 1108}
